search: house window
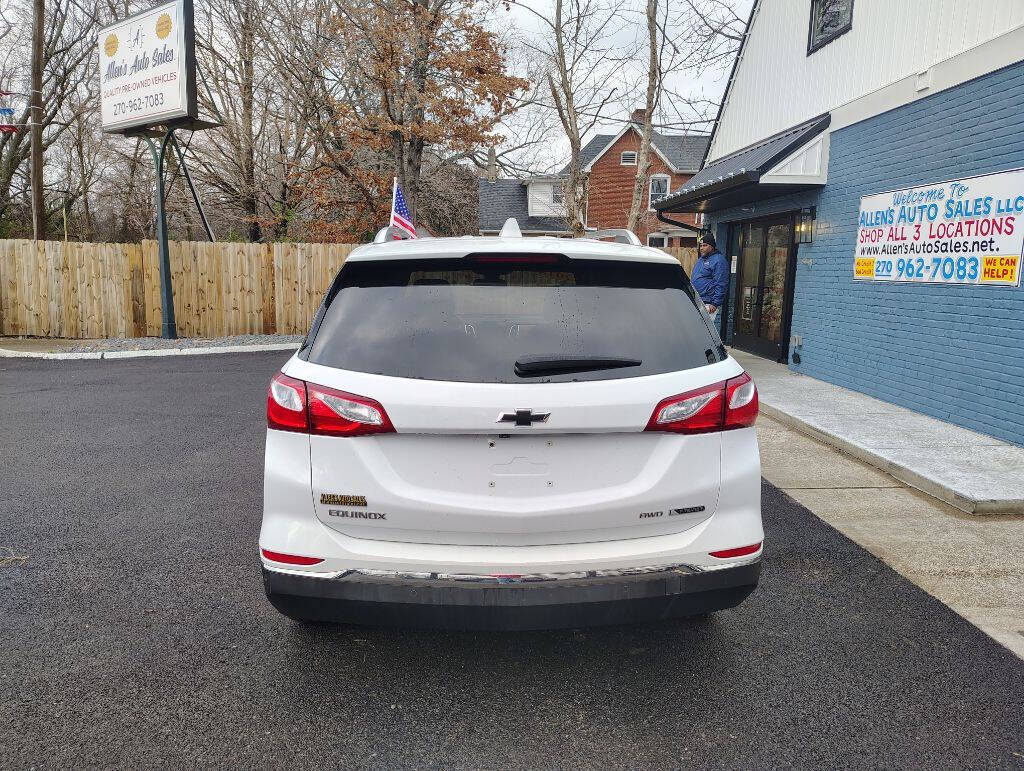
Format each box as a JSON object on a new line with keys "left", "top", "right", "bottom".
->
{"left": 551, "top": 182, "right": 564, "bottom": 205}
{"left": 648, "top": 175, "right": 670, "bottom": 209}
{"left": 647, "top": 234, "right": 667, "bottom": 248}
{"left": 620, "top": 151, "right": 637, "bottom": 166}
{"left": 807, "top": 0, "right": 853, "bottom": 54}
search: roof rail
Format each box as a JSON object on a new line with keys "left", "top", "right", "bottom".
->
{"left": 373, "top": 226, "right": 403, "bottom": 243}
{"left": 372, "top": 225, "right": 430, "bottom": 243}
{"left": 578, "top": 228, "right": 642, "bottom": 246}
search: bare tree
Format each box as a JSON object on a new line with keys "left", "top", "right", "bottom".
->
{"left": 515, "top": 0, "right": 626, "bottom": 234}
{"left": 657, "top": 0, "right": 746, "bottom": 132}
{"left": 681, "top": 0, "right": 746, "bottom": 75}
{"left": 255, "top": 0, "right": 338, "bottom": 240}
{"left": 480, "top": 54, "right": 564, "bottom": 177}
{"left": 626, "top": 0, "right": 659, "bottom": 233}
{"left": 0, "top": 0, "right": 97, "bottom": 237}
{"left": 191, "top": 0, "right": 269, "bottom": 241}
{"left": 622, "top": 0, "right": 746, "bottom": 231}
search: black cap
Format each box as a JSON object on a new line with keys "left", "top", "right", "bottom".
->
{"left": 699, "top": 232, "right": 716, "bottom": 249}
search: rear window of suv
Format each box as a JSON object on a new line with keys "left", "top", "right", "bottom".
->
{"left": 304, "top": 255, "right": 723, "bottom": 383}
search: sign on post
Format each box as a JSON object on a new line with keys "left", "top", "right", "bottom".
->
{"left": 854, "top": 168, "right": 1024, "bottom": 287}
{"left": 98, "top": 0, "right": 197, "bottom": 133}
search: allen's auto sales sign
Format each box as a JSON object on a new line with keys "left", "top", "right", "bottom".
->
{"left": 98, "top": 0, "right": 196, "bottom": 133}
{"left": 854, "top": 168, "right": 1024, "bottom": 287}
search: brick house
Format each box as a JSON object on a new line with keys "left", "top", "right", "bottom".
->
{"left": 477, "top": 115, "right": 709, "bottom": 246}
{"left": 580, "top": 113, "right": 709, "bottom": 247}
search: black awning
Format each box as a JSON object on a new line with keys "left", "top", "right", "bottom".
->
{"left": 655, "top": 113, "right": 831, "bottom": 214}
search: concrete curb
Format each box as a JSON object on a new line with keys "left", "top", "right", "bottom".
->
{"left": 0, "top": 342, "right": 300, "bottom": 360}
{"left": 759, "top": 402, "right": 1024, "bottom": 516}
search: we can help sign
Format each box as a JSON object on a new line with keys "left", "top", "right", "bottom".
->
{"left": 854, "top": 168, "right": 1024, "bottom": 287}
{"left": 98, "top": 0, "right": 197, "bottom": 133}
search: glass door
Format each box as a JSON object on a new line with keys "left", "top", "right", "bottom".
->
{"left": 730, "top": 216, "right": 795, "bottom": 361}
{"left": 734, "top": 223, "right": 763, "bottom": 339}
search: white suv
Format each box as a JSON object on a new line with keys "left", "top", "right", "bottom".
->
{"left": 260, "top": 226, "right": 762, "bottom": 630}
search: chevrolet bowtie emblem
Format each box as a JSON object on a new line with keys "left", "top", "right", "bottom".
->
{"left": 496, "top": 409, "right": 550, "bottom": 427}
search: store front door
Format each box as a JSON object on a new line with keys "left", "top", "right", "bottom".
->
{"left": 729, "top": 215, "right": 796, "bottom": 361}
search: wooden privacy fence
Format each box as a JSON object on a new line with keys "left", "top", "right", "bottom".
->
{"left": 666, "top": 247, "right": 698, "bottom": 275}
{"left": 0, "top": 239, "right": 356, "bottom": 338}
{"left": 0, "top": 239, "right": 698, "bottom": 339}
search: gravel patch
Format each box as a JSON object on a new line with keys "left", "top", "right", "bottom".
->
{"left": 64, "top": 334, "right": 304, "bottom": 353}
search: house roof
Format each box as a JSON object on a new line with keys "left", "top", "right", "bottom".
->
{"left": 561, "top": 129, "right": 710, "bottom": 175}
{"left": 477, "top": 178, "right": 570, "bottom": 233}
{"left": 654, "top": 113, "right": 831, "bottom": 213}
{"left": 654, "top": 134, "right": 713, "bottom": 172}
{"left": 575, "top": 134, "right": 615, "bottom": 171}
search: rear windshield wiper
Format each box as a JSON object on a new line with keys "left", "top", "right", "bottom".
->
{"left": 514, "top": 355, "right": 642, "bottom": 377}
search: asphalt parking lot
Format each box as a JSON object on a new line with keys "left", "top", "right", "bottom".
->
{"left": 2, "top": 353, "right": 1023, "bottom": 769}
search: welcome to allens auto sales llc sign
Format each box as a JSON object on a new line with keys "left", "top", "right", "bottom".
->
{"left": 98, "top": 0, "right": 197, "bottom": 133}
{"left": 854, "top": 168, "right": 1024, "bottom": 287}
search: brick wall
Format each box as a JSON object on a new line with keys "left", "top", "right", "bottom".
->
{"left": 586, "top": 128, "right": 699, "bottom": 244}
{"left": 706, "top": 61, "right": 1024, "bottom": 445}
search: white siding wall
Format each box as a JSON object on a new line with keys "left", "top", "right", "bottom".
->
{"left": 709, "top": 0, "right": 1024, "bottom": 162}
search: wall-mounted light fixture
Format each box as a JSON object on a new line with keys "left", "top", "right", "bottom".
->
{"left": 795, "top": 207, "right": 815, "bottom": 244}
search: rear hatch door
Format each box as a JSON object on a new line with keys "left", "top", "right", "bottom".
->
{"left": 292, "top": 251, "right": 733, "bottom": 547}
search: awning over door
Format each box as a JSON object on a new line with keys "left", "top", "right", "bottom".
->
{"left": 655, "top": 114, "right": 831, "bottom": 214}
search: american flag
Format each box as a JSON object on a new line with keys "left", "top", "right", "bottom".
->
{"left": 0, "top": 107, "right": 15, "bottom": 134}
{"left": 390, "top": 179, "right": 417, "bottom": 239}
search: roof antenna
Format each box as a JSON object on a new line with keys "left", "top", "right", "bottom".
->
{"left": 499, "top": 218, "right": 522, "bottom": 238}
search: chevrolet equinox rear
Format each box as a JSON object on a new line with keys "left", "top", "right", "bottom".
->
{"left": 259, "top": 228, "right": 763, "bottom": 630}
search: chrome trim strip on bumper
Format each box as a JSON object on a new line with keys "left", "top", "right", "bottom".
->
{"left": 260, "top": 565, "right": 348, "bottom": 579}
{"left": 696, "top": 554, "right": 762, "bottom": 571}
{"left": 261, "top": 555, "right": 762, "bottom": 583}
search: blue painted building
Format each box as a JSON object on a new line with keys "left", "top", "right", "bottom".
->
{"left": 655, "top": 0, "right": 1024, "bottom": 445}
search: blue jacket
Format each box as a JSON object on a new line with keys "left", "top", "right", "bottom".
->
{"left": 692, "top": 250, "right": 728, "bottom": 307}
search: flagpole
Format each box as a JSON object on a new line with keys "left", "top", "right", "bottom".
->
{"left": 391, "top": 177, "right": 398, "bottom": 227}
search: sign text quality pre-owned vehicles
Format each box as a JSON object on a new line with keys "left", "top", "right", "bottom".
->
{"left": 97, "top": 0, "right": 195, "bottom": 132}
{"left": 854, "top": 168, "right": 1024, "bottom": 286}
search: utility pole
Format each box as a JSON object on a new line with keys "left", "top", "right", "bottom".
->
{"left": 30, "top": 0, "right": 44, "bottom": 240}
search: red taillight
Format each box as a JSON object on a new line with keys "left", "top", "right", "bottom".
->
{"left": 709, "top": 542, "right": 762, "bottom": 559}
{"left": 261, "top": 548, "right": 324, "bottom": 566}
{"left": 645, "top": 372, "right": 758, "bottom": 434}
{"left": 724, "top": 372, "right": 758, "bottom": 429}
{"left": 267, "top": 372, "right": 308, "bottom": 432}
{"left": 306, "top": 383, "right": 394, "bottom": 436}
{"left": 267, "top": 371, "right": 394, "bottom": 437}
{"left": 646, "top": 381, "right": 725, "bottom": 434}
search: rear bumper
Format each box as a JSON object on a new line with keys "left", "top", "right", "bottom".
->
{"left": 262, "top": 560, "right": 760, "bottom": 631}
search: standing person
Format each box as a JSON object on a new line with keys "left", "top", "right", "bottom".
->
{"left": 692, "top": 233, "right": 729, "bottom": 330}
